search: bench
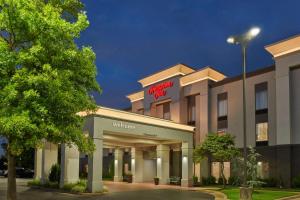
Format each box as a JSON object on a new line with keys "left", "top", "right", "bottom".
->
{"left": 169, "top": 176, "right": 181, "bottom": 185}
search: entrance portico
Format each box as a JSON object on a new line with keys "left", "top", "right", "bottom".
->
{"left": 35, "top": 107, "right": 194, "bottom": 193}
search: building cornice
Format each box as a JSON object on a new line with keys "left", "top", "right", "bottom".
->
{"left": 138, "top": 63, "right": 195, "bottom": 88}
{"left": 265, "top": 34, "right": 300, "bottom": 58}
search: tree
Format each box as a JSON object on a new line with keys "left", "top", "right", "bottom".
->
{"left": 247, "top": 146, "right": 263, "bottom": 187}
{"left": 194, "top": 133, "right": 240, "bottom": 188}
{"left": 0, "top": 1, "right": 101, "bottom": 199}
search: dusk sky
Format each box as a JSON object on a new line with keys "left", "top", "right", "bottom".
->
{"left": 78, "top": 0, "right": 300, "bottom": 109}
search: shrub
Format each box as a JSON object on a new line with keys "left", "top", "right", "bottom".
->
{"left": 259, "top": 177, "right": 277, "bottom": 187}
{"left": 228, "top": 176, "right": 241, "bottom": 186}
{"left": 202, "top": 176, "right": 216, "bottom": 185}
{"left": 292, "top": 176, "right": 300, "bottom": 188}
{"left": 27, "top": 179, "right": 41, "bottom": 186}
{"left": 63, "top": 180, "right": 87, "bottom": 192}
{"left": 71, "top": 185, "right": 86, "bottom": 193}
{"left": 48, "top": 164, "right": 60, "bottom": 182}
{"left": 218, "top": 177, "right": 227, "bottom": 185}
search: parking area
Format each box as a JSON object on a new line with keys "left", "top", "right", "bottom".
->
{"left": 0, "top": 178, "right": 214, "bottom": 200}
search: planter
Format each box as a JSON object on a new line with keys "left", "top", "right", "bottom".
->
{"left": 240, "top": 186, "right": 253, "bottom": 200}
{"left": 127, "top": 175, "right": 132, "bottom": 183}
{"left": 154, "top": 178, "right": 159, "bottom": 185}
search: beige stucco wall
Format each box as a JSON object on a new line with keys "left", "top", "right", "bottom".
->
{"left": 210, "top": 70, "right": 276, "bottom": 148}
{"left": 131, "top": 99, "right": 144, "bottom": 113}
{"left": 274, "top": 51, "right": 300, "bottom": 145}
{"left": 290, "top": 67, "right": 300, "bottom": 144}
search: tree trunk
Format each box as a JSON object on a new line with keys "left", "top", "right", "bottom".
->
{"left": 7, "top": 152, "right": 17, "bottom": 200}
{"left": 220, "top": 161, "right": 226, "bottom": 188}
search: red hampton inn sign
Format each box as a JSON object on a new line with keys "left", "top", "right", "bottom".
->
{"left": 148, "top": 81, "right": 174, "bottom": 100}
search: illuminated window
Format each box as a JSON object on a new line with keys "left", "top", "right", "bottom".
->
{"left": 256, "top": 122, "right": 268, "bottom": 141}
{"left": 257, "top": 161, "right": 269, "bottom": 179}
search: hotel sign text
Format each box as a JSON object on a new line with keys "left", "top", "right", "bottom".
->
{"left": 148, "top": 81, "right": 174, "bottom": 100}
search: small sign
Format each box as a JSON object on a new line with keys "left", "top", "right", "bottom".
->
{"left": 112, "top": 121, "right": 136, "bottom": 129}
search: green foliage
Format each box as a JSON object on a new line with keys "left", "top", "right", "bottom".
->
{"left": 221, "top": 188, "right": 298, "bottom": 200}
{"left": 228, "top": 176, "right": 241, "bottom": 186}
{"left": 0, "top": 0, "right": 101, "bottom": 156}
{"left": 48, "top": 163, "right": 60, "bottom": 182}
{"left": 292, "top": 176, "right": 300, "bottom": 188}
{"left": 194, "top": 133, "right": 240, "bottom": 163}
{"left": 201, "top": 176, "right": 216, "bottom": 185}
{"left": 247, "top": 146, "right": 264, "bottom": 187}
{"left": 63, "top": 179, "right": 87, "bottom": 192}
{"left": 218, "top": 177, "right": 227, "bottom": 185}
{"left": 258, "top": 177, "right": 277, "bottom": 187}
{"left": 194, "top": 133, "right": 239, "bottom": 187}
{"left": 27, "top": 179, "right": 41, "bottom": 186}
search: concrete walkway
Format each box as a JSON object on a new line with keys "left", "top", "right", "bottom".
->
{"left": 0, "top": 178, "right": 215, "bottom": 200}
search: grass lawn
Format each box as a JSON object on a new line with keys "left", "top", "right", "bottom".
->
{"left": 221, "top": 187, "right": 299, "bottom": 200}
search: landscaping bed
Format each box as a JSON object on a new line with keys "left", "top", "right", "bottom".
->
{"left": 220, "top": 187, "right": 300, "bottom": 200}
{"left": 27, "top": 179, "right": 107, "bottom": 193}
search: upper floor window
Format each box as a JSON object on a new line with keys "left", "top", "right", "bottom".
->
{"left": 255, "top": 82, "right": 268, "bottom": 111}
{"left": 187, "top": 95, "right": 196, "bottom": 125}
{"left": 162, "top": 102, "right": 170, "bottom": 120}
{"left": 217, "top": 93, "right": 228, "bottom": 132}
{"left": 218, "top": 93, "right": 228, "bottom": 117}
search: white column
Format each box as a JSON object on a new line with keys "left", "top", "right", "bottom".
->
{"left": 181, "top": 142, "right": 193, "bottom": 187}
{"left": 87, "top": 129, "right": 103, "bottom": 193}
{"left": 41, "top": 142, "right": 58, "bottom": 184}
{"left": 131, "top": 148, "right": 143, "bottom": 183}
{"left": 156, "top": 144, "right": 170, "bottom": 185}
{"left": 34, "top": 148, "right": 42, "bottom": 180}
{"left": 60, "top": 144, "right": 79, "bottom": 188}
{"left": 114, "top": 148, "right": 123, "bottom": 182}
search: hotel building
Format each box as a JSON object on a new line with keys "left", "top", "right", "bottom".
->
{"left": 126, "top": 34, "right": 300, "bottom": 187}
{"left": 34, "top": 34, "right": 300, "bottom": 192}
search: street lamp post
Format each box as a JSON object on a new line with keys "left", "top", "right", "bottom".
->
{"left": 227, "top": 27, "right": 260, "bottom": 196}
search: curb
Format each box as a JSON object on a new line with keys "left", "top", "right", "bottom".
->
{"left": 277, "top": 194, "right": 300, "bottom": 200}
{"left": 197, "top": 189, "right": 228, "bottom": 200}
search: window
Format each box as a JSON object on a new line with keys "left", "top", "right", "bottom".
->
{"left": 257, "top": 161, "right": 269, "bottom": 179}
{"left": 187, "top": 95, "right": 196, "bottom": 125}
{"left": 137, "top": 108, "right": 144, "bottom": 115}
{"left": 256, "top": 122, "right": 268, "bottom": 141}
{"left": 255, "top": 83, "right": 268, "bottom": 146}
{"left": 163, "top": 102, "right": 170, "bottom": 120}
{"left": 255, "top": 83, "right": 268, "bottom": 111}
{"left": 217, "top": 93, "right": 228, "bottom": 132}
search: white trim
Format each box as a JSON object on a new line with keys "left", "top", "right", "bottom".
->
{"left": 180, "top": 76, "right": 219, "bottom": 87}
{"left": 130, "top": 97, "right": 144, "bottom": 103}
{"left": 139, "top": 72, "right": 185, "bottom": 87}
{"left": 78, "top": 106, "right": 195, "bottom": 132}
{"left": 273, "top": 46, "right": 300, "bottom": 58}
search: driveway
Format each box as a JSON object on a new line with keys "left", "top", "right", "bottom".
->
{"left": 0, "top": 178, "right": 214, "bottom": 200}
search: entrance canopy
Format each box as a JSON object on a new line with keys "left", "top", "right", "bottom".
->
{"left": 79, "top": 107, "right": 195, "bottom": 192}
{"left": 35, "top": 107, "right": 195, "bottom": 193}
{"left": 80, "top": 107, "right": 195, "bottom": 148}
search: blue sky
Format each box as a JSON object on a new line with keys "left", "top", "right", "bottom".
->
{"left": 77, "top": 0, "right": 300, "bottom": 109}
{"left": 3, "top": 1, "right": 300, "bottom": 156}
